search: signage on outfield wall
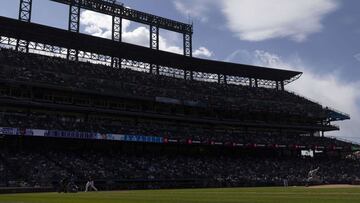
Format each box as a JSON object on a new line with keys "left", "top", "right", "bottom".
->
{"left": 0, "top": 127, "right": 163, "bottom": 144}
{"left": 163, "top": 138, "right": 179, "bottom": 143}
{"left": 122, "top": 135, "right": 163, "bottom": 143}
{"left": 29, "top": 129, "right": 46, "bottom": 136}
{"left": 0, "top": 127, "right": 18, "bottom": 135}
{"left": 0, "top": 127, "right": 352, "bottom": 150}
{"left": 45, "top": 130, "right": 97, "bottom": 139}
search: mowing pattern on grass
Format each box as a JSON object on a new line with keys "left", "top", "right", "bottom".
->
{"left": 1, "top": 187, "right": 360, "bottom": 203}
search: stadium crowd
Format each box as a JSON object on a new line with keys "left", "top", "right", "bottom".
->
{"left": 0, "top": 148, "right": 359, "bottom": 189}
{"left": 0, "top": 48, "right": 324, "bottom": 117}
{"left": 0, "top": 48, "right": 354, "bottom": 191}
{"left": 0, "top": 112, "right": 350, "bottom": 147}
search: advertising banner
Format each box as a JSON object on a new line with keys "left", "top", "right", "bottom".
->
{"left": 44, "top": 130, "right": 97, "bottom": 139}
{"left": 0, "top": 127, "right": 18, "bottom": 135}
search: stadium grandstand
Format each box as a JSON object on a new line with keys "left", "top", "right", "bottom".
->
{"left": 0, "top": 0, "right": 358, "bottom": 193}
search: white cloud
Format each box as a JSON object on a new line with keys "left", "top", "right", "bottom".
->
{"left": 174, "top": 0, "right": 213, "bottom": 23}
{"left": 226, "top": 49, "right": 360, "bottom": 142}
{"left": 193, "top": 47, "right": 213, "bottom": 58}
{"left": 123, "top": 26, "right": 150, "bottom": 47}
{"left": 225, "top": 50, "right": 255, "bottom": 63}
{"left": 81, "top": 10, "right": 148, "bottom": 46}
{"left": 174, "top": 0, "right": 339, "bottom": 42}
{"left": 221, "top": 0, "right": 339, "bottom": 42}
{"left": 80, "top": 10, "right": 113, "bottom": 38}
{"left": 80, "top": 10, "right": 213, "bottom": 56}
{"left": 354, "top": 53, "right": 360, "bottom": 62}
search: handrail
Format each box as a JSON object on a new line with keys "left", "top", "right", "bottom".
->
{"left": 286, "top": 90, "right": 321, "bottom": 106}
{"left": 328, "top": 136, "right": 360, "bottom": 146}
{"left": 324, "top": 106, "right": 351, "bottom": 118}
{"left": 286, "top": 90, "right": 350, "bottom": 118}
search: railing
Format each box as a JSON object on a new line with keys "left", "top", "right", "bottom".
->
{"left": 325, "top": 106, "right": 351, "bottom": 119}
{"left": 287, "top": 90, "right": 322, "bottom": 106}
{"left": 328, "top": 136, "right": 360, "bottom": 146}
{"left": 287, "top": 90, "right": 350, "bottom": 118}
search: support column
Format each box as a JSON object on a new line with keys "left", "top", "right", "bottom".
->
{"left": 183, "top": 32, "right": 193, "bottom": 79}
{"left": 67, "top": 1, "right": 80, "bottom": 61}
{"left": 111, "top": 16, "right": 122, "bottom": 68}
{"left": 112, "top": 16, "right": 122, "bottom": 42}
{"left": 185, "top": 70, "right": 193, "bottom": 80}
{"left": 218, "top": 74, "right": 226, "bottom": 84}
{"left": 281, "top": 81, "right": 285, "bottom": 91}
{"left": 150, "top": 25, "right": 159, "bottom": 74}
{"left": 18, "top": 0, "right": 32, "bottom": 22}
{"left": 16, "top": 0, "right": 32, "bottom": 53}
{"left": 183, "top": 33, "right": 192, "bottom": 57}
{"left": 150, "top": 25, "right": 159, "bottom": 50}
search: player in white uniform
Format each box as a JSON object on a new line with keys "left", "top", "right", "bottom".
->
{"left": 85, "top": 178, "right": 98, "bottom": 192}
{"left": 306, "top": 167, "right": 320, "bottom": 186}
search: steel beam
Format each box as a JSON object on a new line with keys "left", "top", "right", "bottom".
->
{"left": 218, "top": 74, "right": 227, "bottom": 84}
{"left": 150, "top": 25, "right": 159, "bottom": 74}
{"left": 17, "top": 0, "right": 32, "bottom": 53}
{"left": 150, "top": 25, "right": 159, "bottom": 50}
{"left": 111, "top": 16, "right": 122, "bottom": 67}
{"left": 185, "top": 70, "right": 193, "bottom": 80}
{"left": 183, "top": 33, "right": 192, "bottom": 79}
{"left": 112, "top": 16, "right": 122, "bottom": 42}
{"left": 68, "top": 3, "right": 80, "bottom": 32}
{"left": 50, "top": 0, "right": 193, "bottom": 35}
{"left": 67, "top": 1, "right": 80, "bottom": 61}
{"left": 18, "top": 0, "right": 32, "bottom": 22}
{"left": 183, "top": 33, "right": 192, "bottom": 57}
{"left": 15, "top": 39, "right": 29, "bottom": 53}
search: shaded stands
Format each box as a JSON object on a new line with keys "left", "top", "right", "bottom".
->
{"left": 0, "top": 48, "right": 341, "bottom": 134}
{"left": 326, "top": 107, "right": 351, "bottom": 122}
{"left": 0, "top": 3, "right": 355, "bottom": 193}
{"left": 0, "top": 140, "right": 359, "bottom": 189}
{"left": 0, "top": 112, "right": 352, "bottom": 148}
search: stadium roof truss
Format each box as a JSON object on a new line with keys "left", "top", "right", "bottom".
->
{"left": 1, "top": 0, "right": 303, "bottom": 89}
{"left": 50, "top": 0, "right": 193, "bottom": 57}
{"left": 50, "top": 0, "right": 193, "bottom": 34}
{"left": 0, "top": 16, "right": 302, "bottom": 89}
{"left": 0, "top": 0, "right": 350, "bottom": 135}
{"left": 325, "top": 107, "right": 351, "bottom": 122}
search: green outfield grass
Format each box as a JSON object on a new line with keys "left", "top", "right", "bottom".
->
{"left": 0, "top": 187, "right": 360, "bottom": 203}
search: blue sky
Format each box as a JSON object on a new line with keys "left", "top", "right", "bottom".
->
{"left": 1, "top": 0, "right": 360, "bottom": 142}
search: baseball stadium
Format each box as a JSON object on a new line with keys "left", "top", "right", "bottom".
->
{"left": 0, "top": 0, "right": 360, "bottom": 202}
